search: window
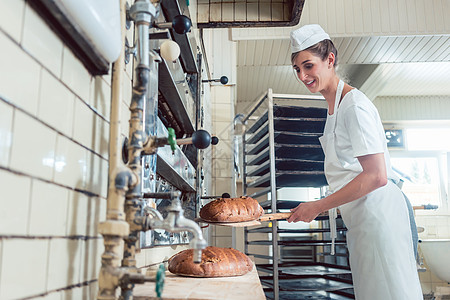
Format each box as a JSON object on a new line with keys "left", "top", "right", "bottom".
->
{"left": 388, "top": 127, "right": 449, "bottom": 211}
{"left": 391, "top": 156, "right": 441, "bottom": 206}
{"left": 406, "top": 128, "right": 450, "bottom": 151}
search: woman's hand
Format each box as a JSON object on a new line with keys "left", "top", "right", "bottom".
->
{"left": 287, "top": 201, "right": 322, "bottom": 223}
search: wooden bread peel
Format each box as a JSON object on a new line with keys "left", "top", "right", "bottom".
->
{"left": 195, "top": 210, "right": 336, "bottom": 227}
{"left": 195, "top": 212, "right": 293, "bottom": 227}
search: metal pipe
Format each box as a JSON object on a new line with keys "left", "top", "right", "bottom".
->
{"left": 97, "top": 0, "right": 132, "bottom": 298}
{"left": 121, "top": 2, "right": 156, "bottom": 299}
{"left": 99, "top": 1, "right": 204, "bottom": 298}
{"left": 267, "top": 88, "right": 279, "bottom": 300}
{"left": 242, "top": 91, "right": 268, "bottom": 123}
{"left": 242, "top": 116, "right": 249, "bottom": 256}
{"left": 143, "top": 193, "right": 207, "bottom": 263}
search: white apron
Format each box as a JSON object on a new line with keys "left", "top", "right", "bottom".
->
{"left": 319, "top": 81, "right": 423, "bottom": 300}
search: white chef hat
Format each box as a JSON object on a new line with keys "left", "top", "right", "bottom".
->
{"left": 290, "top": 24, "right": 330, "bottom": 53}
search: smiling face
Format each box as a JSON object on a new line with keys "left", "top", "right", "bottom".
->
{"left": 292, "top": 50, "right": 335, "bottom": 94}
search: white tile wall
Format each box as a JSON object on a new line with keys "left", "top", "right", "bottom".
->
{"left": 73, "top": 99, "right": 95, "bottom": 150}
{"left": 61, "top": 284, "right": 89, "bottom": 300}
{"left": 90, "top": 77, "right": 111, "bottom": 120}
{"left": 61, "top": 47, "right": 91, "bottom": 103}
{"left": 93, "top": 115, "right": 109, "bottom": 159}
{"left": 66, "top": 190, "right": 89, "bottom": 236}
{"left": 38, "top": 69, "right": 75, "bottom": 137}
{"left": 84, "top": 196, "right": 102, "bottom": 237}
{"left": 210, "top": 83, "right": 235, "bottom": 248}
{"left": 136, "top": 248, "right": 147, "bottom": 268}
{"left": 136, "top": 245, "right": 190, "bottom": 269}
{"left": 22, "top": 4, "right": 63, "bottom": 77}
{"left": 213, "top": 103, "right": 232, "bottom": 122}
{"left": 123, "top": 73, "right": 133, "bottom": 105}
{"left": 417, "top": 215, "right": 450, "bottom": 239}
{"left": 0, "top": 0, "right": 25, "bottom": 42}
{"left": 214, "top": 178, "right": 233, "bottom": 198}
{"left": 80, "top": 238, "right": 102, "bottom": 282}
{"left": 0, "top": 239, "right": 49, "bottom": 299}
{"left": 212, "top": 121, "right": 232, "bottom": 142}
{"left": 124, "top": 25, "right": 134, "bottom": 79}
{"left": 28, "top": 179, "right": 69, "bottom": 236}
{"left": 99, "top": 198, "right": 107, "bottom": 231}
{"left": 211, "top": 85, "right": 232, "bottom": 104}
{"left": 1, "top": 0, "right": 207, "bottom": 297}
{"left": 213, "top": 141, "right": 233, "bottom": 160}
{"left": 121, "top": 101, "right": 131, "bottom": 138}
{"left": 88, "top": 281, "right": 99, "bottom": 300}
{"left": 47, "top": 238, "right": 82, "bottom": 290}
{"left": 214, "top": 236, "right": 233, "bottom": 248}
{"left": 62, "top": 282, "right": 98, "bottom": 300}
{"left": 416, "top": 215, "right": 450, "bottom": 293}
{"left": 0, "top": 101, "right": 13, "bottom": 166}
{"left": 213, "top": 158, "right": 232, "bottom": 178}
{"left": 40, "top": 291, "right": 63, "bottom": 300}
{"left": 215, "top": 225, "right": 232, "bottom": 236}
{"left": 54, "top": 135, "right": 88, "bottom": 190}
{"left": 10, "top": 110, "right": 57, "bottom": 180}
{"left": 86, "top": 152, "right": 109, "bottom": 198}
{"left": 0, "top": 32, "right": 41, "bottom": 116}
{"left": 0, "top": 169, "right": 31, "bottom": 235}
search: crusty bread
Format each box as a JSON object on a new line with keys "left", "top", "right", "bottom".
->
{"left": 199, "top": 196, "right": 263, "bottom": 223}
{"left": 168, "top": 246, "right": 253, "bottom": 277}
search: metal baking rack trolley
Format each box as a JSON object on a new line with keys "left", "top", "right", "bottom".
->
{"left": 241, "top": 90, "right": 354, "bottom": 300}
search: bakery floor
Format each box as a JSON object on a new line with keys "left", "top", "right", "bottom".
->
{"left": 133, "top": 261, "right": 265, "bottom": 299}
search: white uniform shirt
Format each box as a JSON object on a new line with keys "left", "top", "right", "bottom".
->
{"left": 331, "top": 88, "right": 398, "bottom": 191}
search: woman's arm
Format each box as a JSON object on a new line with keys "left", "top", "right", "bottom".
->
{"left": 287, "top": 152, "right": 388, "bottom": 223}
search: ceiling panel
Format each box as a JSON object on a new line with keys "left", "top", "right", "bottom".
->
{"left": 237, "top": 35, "right": 450, "bottom": 66}
{"left": 360, "top": 62, "right": 450, "bottom": 99}
{"left": 236, "top": 35, "right": 450, "bottom": 103}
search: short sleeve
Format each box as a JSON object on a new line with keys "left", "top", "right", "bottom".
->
{"left": 343, "top": 104, "right": 384, "bottom": 157}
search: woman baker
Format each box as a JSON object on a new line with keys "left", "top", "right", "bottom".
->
{"left": 286, "top": 24, "right": 423, "bottom": 300}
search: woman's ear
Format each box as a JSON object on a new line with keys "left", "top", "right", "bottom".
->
{"left": 328, "top": 52, "right": 335, "bottom": 68}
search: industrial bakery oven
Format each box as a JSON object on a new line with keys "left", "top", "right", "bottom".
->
{"left": 137, "top": 0, "right": 213, "bottom": 248}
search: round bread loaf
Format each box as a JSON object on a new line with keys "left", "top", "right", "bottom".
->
{"left": 168, "top": 246, "right": 253, "bottom": 277}
{"left": 199, "top": 196, "right": 263, "bottom": 222}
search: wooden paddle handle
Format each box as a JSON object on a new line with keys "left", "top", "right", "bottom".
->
{"left": 258, "top": 210, "right": 341, "bottom": 221}
{"left": 259, "top": 212, "right": 293, "bottom": 222}
{"left": 413, "top": 205, "right": 439, "bottom": 210}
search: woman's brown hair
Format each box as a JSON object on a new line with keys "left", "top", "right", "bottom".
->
{"left": 291, "top": 39, "right": 338, "bottom": 67}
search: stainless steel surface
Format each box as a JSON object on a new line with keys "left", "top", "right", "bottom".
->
{"left": 159, "top": 58, "right": 195, "bottom": 134}
{"left": 129, "top": 0, "right": 155, "bottom": 66}
{"left": 160, "top": 0, "right": 198, "bottom": 73}
{"left": 144, "top": 193, "right": 207, "bottom": 263}
{"left": 98, "top": 1, "right": 161, "bottom": 299}
{"left": 137, "top": 24, "right": 149, "bottom": 66}
{"left": 155, "top": 118, "right": 196, "bottom": 192}
{"left": 121, "top": 2, "right": 157, "bottom": 297}
{"left": 141, "top": 44, "right": 160, "bottom": 196}
{"left": 267, "top": 89, "right": 279, "bottom": 300}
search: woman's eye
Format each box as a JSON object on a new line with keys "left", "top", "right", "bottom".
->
{"left": 305, "top": 64, "right": 313, "bottom": 69}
